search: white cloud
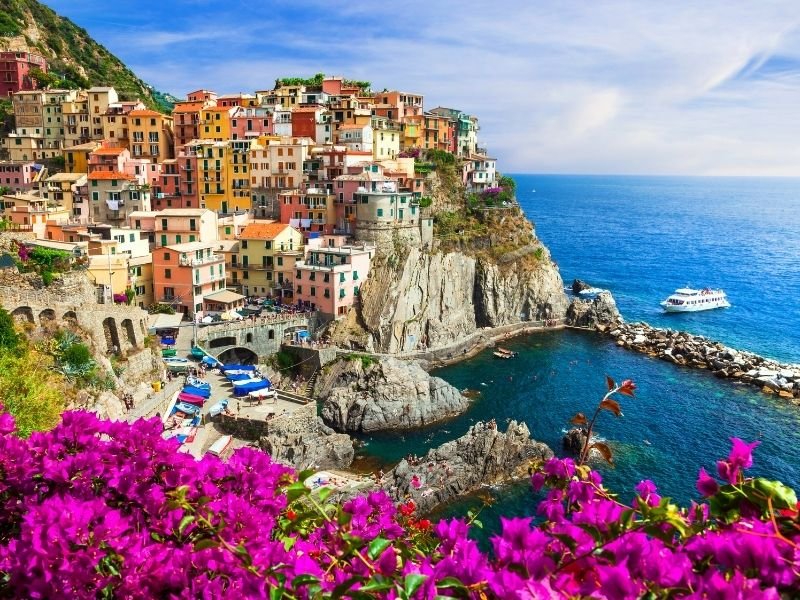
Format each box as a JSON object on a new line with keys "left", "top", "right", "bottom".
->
{"left": 50, "top": 0, "right": 800, "bottom": 175}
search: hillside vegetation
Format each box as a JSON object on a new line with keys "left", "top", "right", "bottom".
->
{"left": 0, "top": 0, "right": 175, "bottom": 111}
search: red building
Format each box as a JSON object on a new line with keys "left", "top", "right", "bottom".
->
{"left": 291, "top": 106, "right": 322, "bottom": 140}
{"left": 0, "top": 51, "right": 47, "bottom": 97}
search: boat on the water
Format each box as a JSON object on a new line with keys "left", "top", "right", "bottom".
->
{"left": 660, "top": 287, "right": 730, "bottom": 313}
{"left": 493, "top": 347, "right": 517, "bottom": 359}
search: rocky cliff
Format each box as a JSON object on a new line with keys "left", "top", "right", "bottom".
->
{"left": 258, "top": 403, "right": 354, "bottom": 470}
{"left": 331, "top": 207, "right": 569, "bottom": 354}
{"left": 382, "top": 421, "right": 553, "bottom": 514}
{"left": 565, "top": 291, "right": 623, "bottom": 329}
{"left": 317, "top": 356, "right": 469, "bottom": 432}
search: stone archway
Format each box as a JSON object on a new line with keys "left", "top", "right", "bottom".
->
{"left": 38, "top": 308, "right": 56, "bottom": 324}
{"left": 121, "top": 319, "right": 136, "bottom": 349}
{"left": 217, "top": 347, "right": 258, "bottom": 365}
{"left": 62, "top": 310, "right": 78, "bottom": 326}
{"left": 11, "top": 306, "right": 34, "bottom": 323}
{"left": 102, "top": 317, "right": 121, "bottom": 354}
{"left": 209, "top": 336, "right": 237, "bottom": 349}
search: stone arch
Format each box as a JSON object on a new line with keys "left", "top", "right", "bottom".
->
{"left": 38, "top": 308, "right": 56, "bottom": 324}
{"left": 209, "top": 336, "right": 237, "bottom": 349}
{"left": 121, "top": 319, "right": 136, "bottom": 349}
{"left": 62, "top": 310, "right": 78, "bottom": 325}
{"left": 217, "top": 347, "right": 258, "bottom": 365}
{"left": 245, "top": 332, "right": 254, "bottom": 343}
{"left": 102, "top": 317, "right": 121, "bottom": 354}
{"left": 11, "top": 306, "right": 34, "bottom": 323}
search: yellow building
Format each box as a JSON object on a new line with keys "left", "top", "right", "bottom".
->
{"left": 192, "top": 139, "right": 252, "bottom": 213}
{"left": 64, "top": 141, "right": 101, "bottom": 173}
{"left": 129, "top": 255, "right": 154, "bottom": 308}
{"left": 128, "top": 109, "right": 175, "bottom": 163}
{"left": 232, "top": 222, "right": 303, "bottom": 296}
{"left": 42, "top": 172, "right": 88, "bottom": 220}
{"left": 199, "top": 106, "right": 234, "bottom": 141}
{"left": 371, "top": 116, "right": 401, "bottom": 160}
{"left": 87, "top": 87, "right": 119, "bottom": 140}
{"left": 61, "top": 91, "right": 90, "bottom": 148}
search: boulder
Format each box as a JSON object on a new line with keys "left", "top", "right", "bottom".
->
{"left": 565, "top": 291, "right": 622, "bottom": 329}
{"left": 571, "top": 279, "right": 592, "bottom": 294}
{"left": 318, "top": 356, "right": 471, "bottom": 433}
{"left": 562, "top": 427, "right": 588, "bottom": 454}
{"left": 258, "top": 403, "right": 354, "bottom": 470}
{"left": 382, "top": 421, "right": 553, "bottom": 514}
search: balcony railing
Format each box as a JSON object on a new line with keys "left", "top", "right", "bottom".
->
{"left": 179, "top": 254, "right": 223, "bottom": 266}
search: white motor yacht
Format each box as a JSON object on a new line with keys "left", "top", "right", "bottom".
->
{"left": 660, "top": 287, "right": 730, "bottom": 313}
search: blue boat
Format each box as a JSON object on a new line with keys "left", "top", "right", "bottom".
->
{"left": 226, "top": 372, "right": 254, "bottom": 381}
{"left": 208, "top": 399, "right": 229, "bottom": 418}
{"left": 173, "top": 402, "right": 201, "bottom": 415}
{"left": 183, "top": 385, "right": 211, "bottom": 398}
{"left": 186, "top": 376, "right": 211, "bottom": 390}
{"left": 202, "top": 355, "right": 222, "bottom": 368}
{"left": 232, "top": 379, "right": 271, "bottom": 396}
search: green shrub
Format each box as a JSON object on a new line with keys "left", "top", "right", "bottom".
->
{"left": 0, "top": 308, "right": 19, "bottom": 351}
{"left": 0, "top": 348, "right": 65, "bottom": 437}
{"left": 418, "top": 196, "right": 433, "bottom": 208}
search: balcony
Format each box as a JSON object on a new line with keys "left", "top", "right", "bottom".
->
{"left": 179, "top": 254, "right": 223, "bottom": 266}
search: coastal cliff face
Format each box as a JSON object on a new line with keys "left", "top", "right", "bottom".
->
{"left": 565, "top": 291, "right": 623, "bottom": 329}
{"left": 383, "top": 421, "right": 553, "bottom": 514}
{"left": 317, "top": 356, "right": 470, "bottom": 432}
{"left": 331, "top": 207, "right": 569, "bottom": 354}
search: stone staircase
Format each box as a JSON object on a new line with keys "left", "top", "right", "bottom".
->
{"left": 302, "top": 367, "right": 320, "bottom": 398}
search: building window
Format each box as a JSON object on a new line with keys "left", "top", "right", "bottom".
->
{"left": 377, "top": 208, "right": 383, "bottom": 217}
{"left": 164, "top": 268, "right": 172, "bottom": 279}
{"left": 310, "top": 287, "right": 316, "bottom": 297}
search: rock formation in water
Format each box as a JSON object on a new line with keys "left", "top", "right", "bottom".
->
{"left": 317, "top": 356, "right": 470, "bottom": 433}
{"left": 381, "top": 421, "right": 553, "bottom": 514}
{"left": 566, "top": 290, "right": 622, "bottom": 329}
{"left": 258, "top": 403, "right": 354, "bottom": 470}
{"left": 330, "top": 206, "right": 569, "bottom": 354}
{"left": 571, "top": 278, "right": 592, "bottom": 294}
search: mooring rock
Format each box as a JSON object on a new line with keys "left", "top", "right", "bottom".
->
{"left": 571, "top": 279, "right": 592, "bottom": 294}
{"left": 317, "top": 356, "right": 470, "bottom": 433}
{"left": 381, "top": 420, "right": 553, "bottom": 514}
{"left": 565, "top": 291, "right": 623, "bottom": 329}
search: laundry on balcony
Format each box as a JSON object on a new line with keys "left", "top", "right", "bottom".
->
{"left": 300, "top": 218, "right": 312, "bottom": 228}
{"left": 289, "top": 218, "right": 300, "bottom": 227}
{"left": 105, "top": 199, "right": 119, "bottom": 211}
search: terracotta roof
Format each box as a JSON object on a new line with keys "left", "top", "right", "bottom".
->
{"left": 129, "top": 109, "right": 165, "bottom": 117}
{"left": 292, "top": 106, "right": 324, "bottom": 113}
{"left": 203, "top": 106, "right": 233, "bottom": 112}
{"left": 337, "top": 124, "right": 368, "bottom": 130}
{"left": 172, "top": 102, "right": 207, "bottom": 113}
{"left": 239, "top": 222, "right": 293, "bottom": 240}
{"left": 91, "top": 146, "right": 127, "bottom": 156}
{"left": 88, "top": 171, "right": 135, "bottom": 181}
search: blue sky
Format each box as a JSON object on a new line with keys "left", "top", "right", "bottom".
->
{"left": 44, "top": 0, "right": 800, "bottom": 175}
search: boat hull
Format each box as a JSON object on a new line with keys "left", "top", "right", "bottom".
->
{"left": 662, "top": 301, "right": 730, "bottom": 313}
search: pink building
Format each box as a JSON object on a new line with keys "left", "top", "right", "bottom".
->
{"left": 152, "top": 241, "right": 226, "bottom": 316}
{"left": 278, "top": 188, "right": 337, "bottom": 238}
{"left": 0, "top": 51, "right": 47, "bottom": 97}
{"left": 88, "top": 146, "right": 129, "bottom": 174}
{"left": 230, "top": 106, "right": 272, "bottom": 140}
{"left": 293, "top": 241, "right": 375, "bottom": 317}
{"left": 153, "top": 159, "right": 183, "bottom": 209}
{"left": 177, "top": 144, "right": 200, "bottom": 208}
{"left": 0, "top": 160, "right": 40, "bottom": 192}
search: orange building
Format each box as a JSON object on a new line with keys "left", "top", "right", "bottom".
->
{"left": 152, "top": 241, "right": 226, "bottom": 316}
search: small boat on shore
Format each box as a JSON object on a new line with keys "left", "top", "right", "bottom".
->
{"left": 493, "top": 347, "right": 517, "bottom": 359}
{"left": 660, "top": 287, "right": 730, "bottom": 313}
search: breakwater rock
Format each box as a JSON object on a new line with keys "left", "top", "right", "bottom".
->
{"left": 257, "top": 403, "right": 354, "bottom": 470}
{"left": 317, "top": 356, "right": 470, "bottom": 433}
{"left": 605, "top": 322, "right": 800, "bottom": 402}
{"left": 566, "top": 291, "right": 622, "bottom": 329}
{"left": 381, "top": 421, "right": 553, "bottom": 514}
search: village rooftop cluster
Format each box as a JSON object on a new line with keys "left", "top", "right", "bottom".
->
{"left": 0, "top": 57, "right": 498, "bottom": 321}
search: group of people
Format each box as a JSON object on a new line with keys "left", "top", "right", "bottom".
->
{"left": 122, "top": 393, "right": 135, "bottom": 411}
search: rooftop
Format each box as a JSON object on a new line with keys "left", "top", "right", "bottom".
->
{"left": 46, "top": 173, "right": 86, "bottom": 182}
{"left": 88, "top": 171, "right": 135, "bottom": 181}
{"left": 204, "top": 289, "right": 245, "bottom": 304}
{"left": 239, "top": 222, "right": 293, "bottom": 240}
{"left": 91, "top": 146, "right": 127, "bottom": 156}
{"left": 129, "top": 109, "right": 166, "bottom": 117}
{"left": 66, "top": 142, "right": 102, "bottom": 151}
{"left": 159, "top": 208, "right": 211, "bottom": 217}
{"left": 166, "top": 241, "right": 218, "bottom": 253}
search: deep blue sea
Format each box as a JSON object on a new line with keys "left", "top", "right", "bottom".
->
{"left": 358, "top": 175, "right": 800, "bottom": 539}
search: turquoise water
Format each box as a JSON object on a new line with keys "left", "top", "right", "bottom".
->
{"left": 357, "top": 176, "right": 800, "bottom": 535}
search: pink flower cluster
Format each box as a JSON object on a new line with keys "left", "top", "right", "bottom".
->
{"left": 0, "top": 407, "right": 797, "bottom": 599}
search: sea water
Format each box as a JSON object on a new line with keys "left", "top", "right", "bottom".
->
{"left": 358, "top": 176, "right": 800, "bottom": 538}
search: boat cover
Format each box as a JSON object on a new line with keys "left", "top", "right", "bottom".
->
{"left": 223, "top": 364, "right": 257, "bottom": 372}
{"left": 231, "top": 377, "right": 263, "bottom": 387}
{"left": 232, "top": 380, "right": 271, "bottom": 396}
{"left": 186, "top": 376, "right": 210, "bottom": 389}
{"left": 226, "top": 372, "right": 254, "bottom": 381}
{"left": 248, "top": 388, "right": 276, "bottom": 398}
{"left": 202, "top": 355, "right": 221, "bottom": 367}
{"left": 177, "top": 392, "right": 205, "bottom": 405}
{"left": 208, "top": 399, "right": 229, "bottom": 418}
{"left": 182, "top": 385, "right": 211, "bottom": 398}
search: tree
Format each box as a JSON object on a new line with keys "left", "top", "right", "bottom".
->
{"left": 0, "top": 308, "right": 19, "bottom": 350}
{"left": 0, "top": 348, "right": 65, "bottom": 437}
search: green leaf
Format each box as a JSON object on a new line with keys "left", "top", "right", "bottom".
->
{"left": 318, "top": 486, "right": 333, "bottom": 503}
{"left": 753, "top": 478, "right": 798, "bottom": 509}
{"left": 368, "top": 536, "right": 392, "bottom": 560}
{"left": 330, "top": 576, "right": 364, "bottom": 599}
{"left": 436, "top": 577, "right": 468, "bottom": 590}
{"left": 403, "top": 573, "right": 428, "bottom": 597}
{"left": 292, "top": 574, "right": 320, "bottom": 588}
{"left": 360, "top": 578, "right": 394, "bottom": 592}
{"left": 286, "top": 481, "right": 309, "bottom": 502}
{"left": 178, "top": 515, "right": 194, "bottom": 535}
{"left": 194, "top": 538, "right": 219, "bottom": 551}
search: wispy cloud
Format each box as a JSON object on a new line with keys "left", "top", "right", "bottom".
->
{"left": 43, "top": 0, "right": 800, "bottom": 175}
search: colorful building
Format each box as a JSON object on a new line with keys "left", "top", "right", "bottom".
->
{"left": 371, "top": 116, "right": 401, "bottom": 160}
{"left": 336, "top": 123, "right": 373, "bottom": 152}
{"left": 230, "top": 106, "right": 272, "bottom": 140}
{"left": 232, "top": 222, "right": 303, "bottom": 296}
{"left": 199, "top": 106, "right": 234, "bottom": 141}
{"left": 293, "top": 241, "right": 375, "bottom": 317}
{"left": 152, "top": 241, "right": 226, "bottom": 316}
{"left": 0, "top": 160, "right": 41, "bottom": 193}
{"left": 87, "top": 171, "right": 151, "bottom": 226}
{"left": 128, "top": 109, "right": 174, "bottom": 162}
{"left": 0, "top": 51, "right": 47, "bottom": 97}
{"left": 153, "top": 208, "right": 218, "bottom": 247}
{"left": 64, "top": 141, "right": 102, "bottom": 173}
{"left": 0, "top": 191, "right": 70, "bottom": 236}
{"left": 278, "top": 188, "right": 336, "bottom": 237}
{"left": 41, "top": 172, "right": 88, "bottom": 221}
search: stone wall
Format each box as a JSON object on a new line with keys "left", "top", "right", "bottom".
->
{"left": 197, "top": 315, "right": 314, "bottom": 361}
